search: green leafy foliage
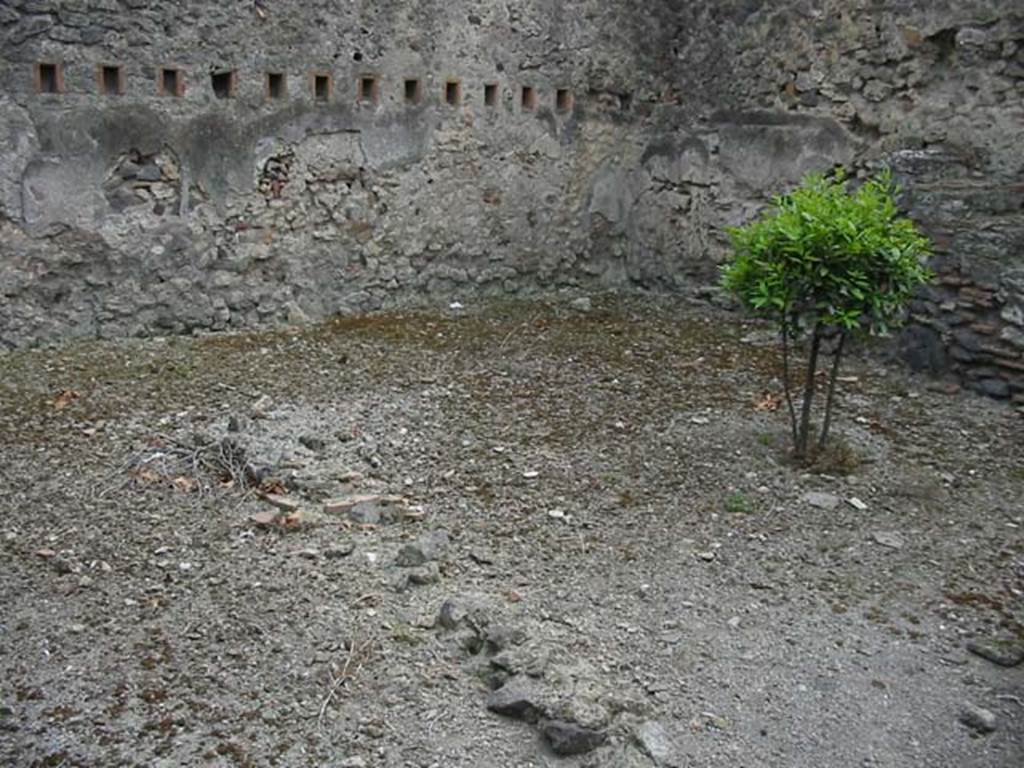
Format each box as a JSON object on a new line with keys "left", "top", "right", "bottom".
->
{"left": 722, "top": 169, "right": 931, "bottom": 337}
{"left": 721, "top": 169, "right": 932, "bottom": 460}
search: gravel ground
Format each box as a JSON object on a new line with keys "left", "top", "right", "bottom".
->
{"left": 0, "top": 295, "right": 1022, "bottom": 768}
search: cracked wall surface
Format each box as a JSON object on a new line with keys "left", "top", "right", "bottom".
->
{"left": 0, "top": 1, "right": 1022, "bottom": 399}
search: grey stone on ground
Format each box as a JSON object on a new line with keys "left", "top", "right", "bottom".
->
{"left": 436, "top": 594, "right": 497, "bottom": 634}
{"left": 959, "top": 702, "right": 997, "bottom": 733}
{"left": 407, "top": 562, "right": 441, "bottom": 586}
{"left": 322, "top": 494, "right": 405, "bottom": 525}
{"left": 871, "top": 530, "right": 905, "bottom": 549}
{"left": 541, "top": 719, "right": 607, "bottom": 756}
{"left": 323, "top": 540, "right": 355, "bottom": 559}
{"left": 966, "top": 639, "right": 1024, "bottom": 667}
{"left": 802, "top": 491, "right": 840, "bottom": 511}
{"left": 635, "top": 720, "right": 685, "bottom": 766}
{"left": 456, "top": 628, "right": 484, "bottom": 654}
{"left": 486, "top": 676, "right": 550, "bottom": 723}
{"left": 299, "top": 434, "right": 327, "bottom": 452}
{"left": 485, "top": 623, "right": 527, "bottom": 653}
{"left": 491, "top": 644, "right": 551, "bottom": 678}
{"left": 395, "top": 529, "right": 450, "bottom": 567}
{"left": 438, "top": 598, "right": 467, "bottom": 630}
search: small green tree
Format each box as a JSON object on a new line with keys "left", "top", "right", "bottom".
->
{"left": 722, "top": 169, "right": 932, "bottom": 461}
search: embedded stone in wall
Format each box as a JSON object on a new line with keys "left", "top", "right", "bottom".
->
{"left": 258, "top": 150, "right": 294, "bottom": 200}
{"left": 103, "top": 147, "right": 182, "bottom": 215}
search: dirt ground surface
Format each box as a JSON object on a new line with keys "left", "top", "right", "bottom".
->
{"left": 1, "top": 295, "right": 1022, "bottom": 768}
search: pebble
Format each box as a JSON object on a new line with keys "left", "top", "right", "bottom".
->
{"left": 296, "top": 436, "right": 324, "bottom": 454}
{"left": 959, "top": 702, "right": 997, "bottom": 733}
{"left": 438, "top": 598, "right": 467, "bottom": 630}
{"left": 485, "top": 623, "right": 527, "bottom": 653}
{"left": 337, "top": 758, "right": 367, "bottom": 768}
{"left": 803, "top": 491, "right": 840, "bottom": 511}
{"left": 846, "top": 496, "right": 868, "bottom": 511}
{"left": 635, "top": 720, "right": 681, "bottom": 765}
{"left": 871, "top": 531, "right": 904, "bottom": 549}
{"left": 250, "top": 510, "right": 279, "bottom": 527}
{"left": 407, "top": 562, "right": 441, "bottom": 586}
{"left": 395, "top": 530, "right": 450, "bottom": 567}
{"left": 323, "top": 494, "right": 405, "bottom": 525}
{"left": 324, "top": 541, "right": 356, "bottom": 559}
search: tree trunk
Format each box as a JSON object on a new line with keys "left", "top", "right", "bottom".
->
{"left": 795, "top": 324, "right": 823, "bottom": 460}
{"left": 780, "top": 321, "right": 799, "bottom": 448}
{"left": 817, "top": 331, "right": 848, "bottom": 452}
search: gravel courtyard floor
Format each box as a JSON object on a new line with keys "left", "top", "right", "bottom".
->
{"left": 1, "top": 295, "right": 1022, "bottom": 768}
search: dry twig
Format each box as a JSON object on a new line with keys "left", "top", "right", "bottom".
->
{"left": 316, "top": 636, "right": 378, "bottom": 730}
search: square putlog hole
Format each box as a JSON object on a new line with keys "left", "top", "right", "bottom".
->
{"left": 445, "top": 80, "right": 461, "bottom": 106}
{"left": 313, "top": 73, "right": 331, "bottom": 102}
{"left": 266, "top": 72, "right": 286, "bottom": 100}
{"left": 556, "top": 88, "right": 573, "bottom": 113}
{"left": 211, "top": 70, "right": 236, "bottom": 99}
{"left": 35, "top": 62, "right": 63, "bottom": 94}
{"left": 358, "top": 75, "right": 379, "bottom": 104}
{"left": 159, "top": 67, "right": 184, "bottom": 97}
{"left": 484, "top": 83, "right": 498, "bottom": 107}
{"left": 404, "top": 78, "right": 422, "bottom": 104}
{"left": 521, "top": 85, "right": 537, "bottom": 111}
{"left": 98, "top": 65, "right": 124, "bottom": 96}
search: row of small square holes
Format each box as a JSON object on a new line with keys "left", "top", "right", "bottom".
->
{"left": 31, "top": 63, "right": 576, "bottom": 112}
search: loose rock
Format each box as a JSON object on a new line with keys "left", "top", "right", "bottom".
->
{"left": 803, "top": 491, "right": 840, "bottom": 511}
{"left": 324, "top": 541, "right": 356, "bottom": 559}
{"left": 323, "top": 494, "right": 405, "bottom": 525}
{"left": 966, "top": 639, "right": 1024, "bottom": 668}
{"left": 395, "top": 530, "right": 450, "bottom": 567}
{"left": 635, "top": 720, "right": 684, "bottom": 767}
{"left": 486, "top": 676, "right": 549, "bottom": 723}
{"left": 407, "top": 562, "right": 441, "bottom": 586}
{"left": 541, "top": 719, "right": 607, "bottom": 756}
{"left": 871, "top": 531, "right": 904, "bottom": 549}
{"left": 960, "top": 702, "right": 997, "bottom": 733}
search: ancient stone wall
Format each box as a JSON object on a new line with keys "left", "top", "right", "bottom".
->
{"left": 1, "top": 1, "right": 1022, "bottom": 400}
